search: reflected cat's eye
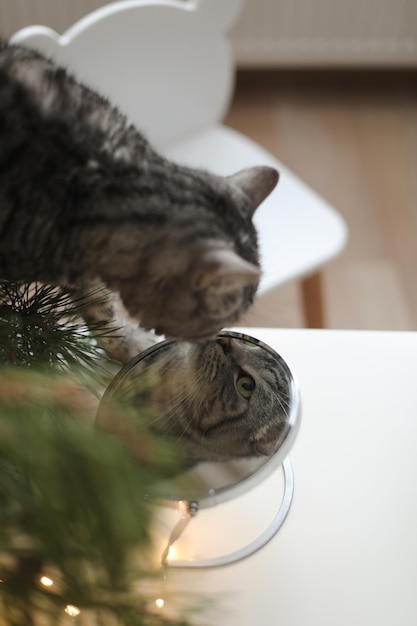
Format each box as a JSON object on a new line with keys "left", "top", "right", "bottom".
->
{"left": 236, "top": 374, "right": 256, "bottom": 399}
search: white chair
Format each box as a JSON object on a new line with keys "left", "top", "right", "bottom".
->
{"left": 11, "top": 0, "right": 347, "bottom": 328}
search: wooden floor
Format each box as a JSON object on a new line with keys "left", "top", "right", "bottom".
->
{"left": 225, "top": 70, "right": 417, "bottom": 331}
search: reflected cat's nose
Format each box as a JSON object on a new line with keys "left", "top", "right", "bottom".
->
{"left": 216, "top": 336, "right": 231, "bottom": 355}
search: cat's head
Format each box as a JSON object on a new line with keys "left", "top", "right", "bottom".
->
{"left": 114, "top": 165, "right": 279, "bottom": 341}
{"left": 184, "top": 336, "right": 290, "bottom": 460}
{"left": 161, "top": 336, "right": 290, "bottom": 462}
{"left": 100, "top": 334, "right": 291, "bottom": 464}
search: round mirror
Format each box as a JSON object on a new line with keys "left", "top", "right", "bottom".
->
{"left": 97, "top": 331, "right": 301, "bottom": 509}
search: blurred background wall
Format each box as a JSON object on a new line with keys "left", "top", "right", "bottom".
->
{"left": 232, "top": 0, "right": 417, "bottom": 67}
{"left": 1, "top": 0, "right": 417, "bottom": 67}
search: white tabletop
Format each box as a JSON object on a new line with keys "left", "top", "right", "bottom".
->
{"left": 163, "top": 328, "right": 417, "bottom": 625}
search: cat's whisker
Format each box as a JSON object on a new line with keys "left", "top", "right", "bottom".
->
{"left": 270, "top": 391, "right": 290, "bottom": 417}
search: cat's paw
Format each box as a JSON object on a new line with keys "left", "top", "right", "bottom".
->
{"left": 104, "top": 323, "right": 160, "bottom": 364}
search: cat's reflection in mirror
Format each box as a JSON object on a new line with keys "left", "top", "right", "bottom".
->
{"left": 103, "top": 336, "right": 291, "bottom": 464}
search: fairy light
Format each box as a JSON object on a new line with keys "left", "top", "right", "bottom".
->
{"left": 64, "top": 605, "right": 81, "bottom": 617}
{"left": 38, "top": 577, "right": 81, "bottom": 618}
{"left": 168, "top": 545, "right": 177, "bottom": 560}
{"left": 155, "top": 597, "right": 165, "bottom": 609}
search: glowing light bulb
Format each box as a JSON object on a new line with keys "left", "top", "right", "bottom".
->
{"left": 155, "top": 598, "right": 165, "bottom": 609}
{"left": 168, "top": 545, "right": 177, "bottom": 559}
{"left": 64, "top": 605, "right": 81, "bottom": 617}
{"left": 40, "top": 575, "right": 54, "bottom": 587}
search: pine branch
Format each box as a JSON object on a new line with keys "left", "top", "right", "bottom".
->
{"left": 0, "top": 281, "right": 117, "bottom": 383}
{"left": 0, "top": 281, "right": 199, "bottom": 625}
{"left": 0, "top": 369, "right": 188, "bottom": 625}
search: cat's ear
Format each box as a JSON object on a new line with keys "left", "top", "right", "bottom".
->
{"left": 228, "top": 166, "right": 279, "bottom": 217}
{"left": 193, "top": 248, "right": 260, "bottom": 292}
{"left": 255, "top": 440, "right": 276, "bottom": 456}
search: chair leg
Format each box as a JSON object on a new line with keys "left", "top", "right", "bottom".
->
{"left": 300, "top": 271, "right": 325, "bottom": 328}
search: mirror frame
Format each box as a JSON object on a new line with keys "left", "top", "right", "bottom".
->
{"left": 98, "top": 331, "right": 301, "bottom": 509}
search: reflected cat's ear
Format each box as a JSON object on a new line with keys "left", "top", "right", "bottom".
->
{"left": 228, "top": 166, "right": 279, "bottom": 217}
{"left": 193, "top": 248, "right": 260, "bottom": 292}
{"left": 255, "top": 440, "right": 276, "bottom": 456}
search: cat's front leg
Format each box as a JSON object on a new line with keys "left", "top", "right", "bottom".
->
{"left": 74, "top": 281, "right": 160, "bottom": 364}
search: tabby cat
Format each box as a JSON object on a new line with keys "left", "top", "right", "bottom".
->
{"left": 99, "top": 335, "right": 290, "bottom": 462}
{"left": 0, "top": 42, "right": 278, "bottom": 362}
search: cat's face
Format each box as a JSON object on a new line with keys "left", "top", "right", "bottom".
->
{"left": 128, "top": 245, "right": 260, "bottom": 342}
{"left": 118, "top": 335, "right": 291, "bottom": 463}
{"left": 180, "top": 336, "right": 290, "bottom": 460}
{"left": 115, "top": 166, "right": 279, "bottom": 341}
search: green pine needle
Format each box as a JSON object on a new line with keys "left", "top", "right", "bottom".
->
{"left": 0, "top": 281, "right": 198, "bottom": 625}
{"left": 0, "top": 281, "right": 117, "bottom": 382}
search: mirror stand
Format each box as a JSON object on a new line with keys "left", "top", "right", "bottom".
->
{"left": 159, "top": 456, "right": 294, "bottom": 570}
{"left": 98, "top": 332, "right": 301, "bottom": 573}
